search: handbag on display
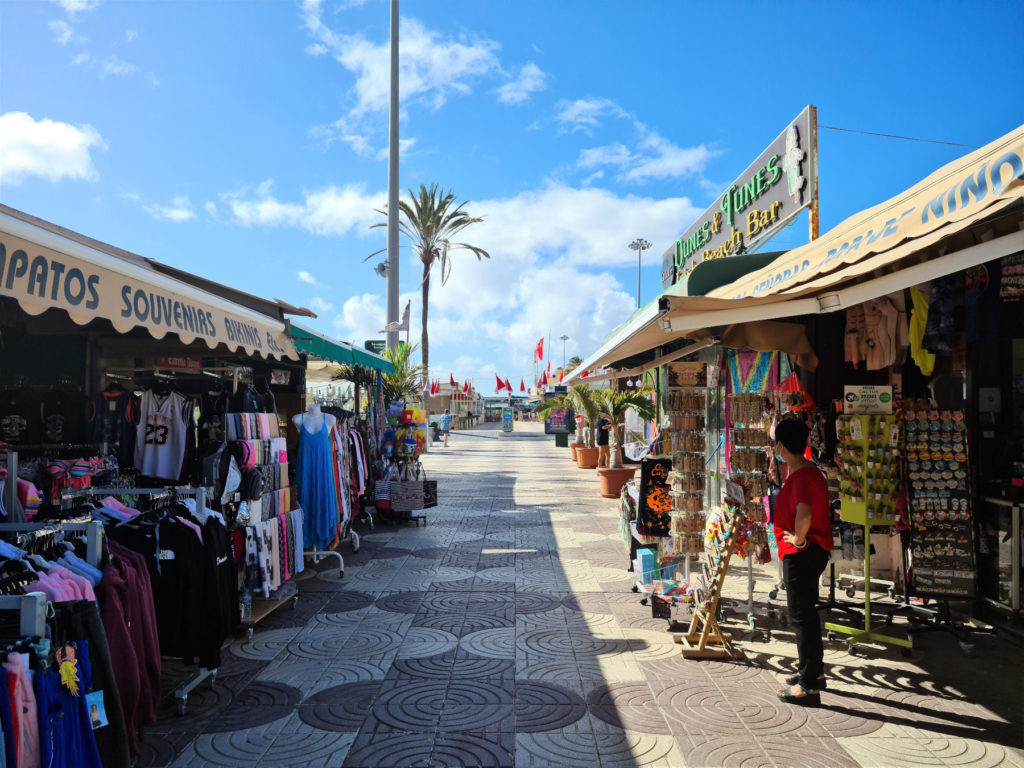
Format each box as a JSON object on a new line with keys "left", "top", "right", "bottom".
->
{"left": 375, "top": 475, "right": 393, "bottom": 511}
{"left": 391, "top": 461, "right": 426, "bottom": 512}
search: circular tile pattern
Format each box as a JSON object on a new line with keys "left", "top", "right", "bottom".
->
{"left": 342, "top": 733, "right": 435, "bottom": 767}
{"left": 200, "top": 682, "right": 301, "bottom": 733}
{"left": 513, "top": 680, "right": 587, "bottom": 732}
{"left": 375, "top": 590, "right": 428, "bottom": 614}
{"left": 430, "top": 733, "right": 513, "bottom": 768}
{"left": 339, "top": 626, "right": 406, "bottom": 656}
{"left": 513, "top": 592, "right": 564, "bottom": 614}
{"left": 516, "top": 732, "right": 600, "bottom": 766}
{"left": 460, "top": 612, "right": 514, "bottom": 635}
{"left": 320, "top": 590, "right": 376, "bottom": 613}
{"left": 412, "top": 612, "right": 466, "bottom": 634}
{"left": 517, "top": 628, "right": 630, "bottom": 659}
{"left": 459, "top": 627, "right": 516, "bottom": 658}
{"left": 563, "top": 593, "right": 614, "bottom": 614}
{"left": 431, "top": 566, "right": 477, "bottom": 582}
{"left": 421, "top": 592, "right": 473, "bottom": 612}
{"left": 474, "top": 566, "right": 517, "bottom": 582}
{"left": 370, "top": 680, "right": 448, "bottom": 731}
{"left": 297, "top": 680, "right": 382, "bottom": 731}
{"left": 409, "top": 546, "right": 450, "bottom": 560}
{"left": 228, "top": 627, "right": 301, "bottom": 661}
{"left": 396, "top": 627, "right": 459, "bottom": 658}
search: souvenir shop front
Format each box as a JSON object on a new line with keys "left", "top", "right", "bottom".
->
{"left": 573, "top": 124, "right": 1024, "bottom": 657}
{"left": 0, "top": 205, "right": 351, "bottom": 764}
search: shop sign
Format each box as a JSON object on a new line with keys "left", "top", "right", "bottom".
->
{"left": 544, "top": 406, "right": 572, "bottom": 435}
{"left": 364, "top": 339, "right": 386, "bottom": 354}
{"left": 661, "top": 105, "right": 818, "bottom": 289}
{"left": 843, "top": 385, "right": 893, "bottom": 414}
{"left": 502, "top": 407, "right": 514, "bottom": 433}
{"left": 667, "top": 362, "right": 708, "bottom": 388}
{"left": 154, "top": 357, "right": 201, "bottom": 372}
{"left": 0, "top": 230, "right": 296, "bottom": 359}
{"left": 999, "top": 252, "right": 1024, "bottom": 301}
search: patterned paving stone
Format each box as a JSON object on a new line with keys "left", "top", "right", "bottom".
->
{"left": 258, "top": 658, "right": 389, "bottom": 695}
{"left": 430, "top": 732, "right": 514, "bottom": 768}
{"left": 563, "top": 593, "right": 615, "bottom": 614}
{"left": 200, "top": 682, "right": 302, "bottom": 733}
{"left": 396, "top": 626, "right": 459, "bottom": 658}
{"left": 175, "top": 717, "right": 290, "bottom": 767}
{"left": 342, "top": 732, "right": 435, "bottom": 767}
{"left": 228, "top": 627, "right": 303, "bottom": 661}
{"left": 678, "top": 735, "right": 774, "bottom": 767}
{"left": 370, "top": 679, "right": 450, "bottom": 731}
{"left": 421, "top": 591, "right": 474, "bottom": 612}
{"left": 431, "top": 565, "right": 478, "bottom": 582}
{"left": 408, "top": 546, "right": 451, "bottom": 560}
{"left": 321, "top": 591, "right": 377, "bottom": 613}
{"left": 512, "top": 591, "right": 564, "bottom": 614}
{"left": 375, "top": 590, "right": 430, "bottom": 613}
{"left": 514, "top": 681, "right": 587, "bottom": 732}
{"left": 460, "top": 627, "right": 517, "bottom": 658}
{"left": 593, "top": 732, "right": 686, "bottom": 767}
{"left": 297, "top": 681, "right": 383, "bottom": 732}
{"left": 135, "top": 731, "right": 193, "bottom": 768}
{"left": 476, "top": 565, "right": 518, "bottom": 582}
{"left": 288, "top": 630, "right": 362, "bottom": 660}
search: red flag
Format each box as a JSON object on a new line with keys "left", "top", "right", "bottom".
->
{"left": 495, "top": 374, "right": 504, "bottom": 392}
{"left": 462, "top": 380, "right": 469, "bottom": 393}
{"left": 450, "top": 373, "right": 457, "bottom": 388}
{"left": 581, "top": 370, "right": 589, "bottom": 378}
{"left": 504, "top": 377, "right": 512, "bottom": 392}
{"left": 559, "top": 370, "right": 564, "bottom": 383}
{"left": 520, "top": 378, "right": 525, "bottom": 392}
{"left": 534, "top": 338, "right": 544, "bottom": 363}
{"left": 546, "top": 359, "right": 551, "bottom": 376}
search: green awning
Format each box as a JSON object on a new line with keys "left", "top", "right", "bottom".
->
{"left": 671, "top": 251, "right": 787, "bottom": 297}
{"left": 288, "top": 323, "right": 395, "bottom": 373}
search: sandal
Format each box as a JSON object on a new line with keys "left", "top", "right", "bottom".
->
{"left": 785, "top": 673, "right": 827, "bottom": 690}
{"left": 777, "top": 686, "right": 821, "bottom": 707}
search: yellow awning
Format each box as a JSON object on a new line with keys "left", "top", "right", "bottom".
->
{"left": 0, "top": 209, "right": 299, "bottom": 360}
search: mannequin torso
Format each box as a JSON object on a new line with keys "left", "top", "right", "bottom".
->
{"left": 292, "top": 404, "right": 336, "bottom": 435}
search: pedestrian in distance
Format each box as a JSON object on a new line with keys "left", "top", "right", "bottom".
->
{"left": 440, "top": 409, "right": 452, "bottom": 447}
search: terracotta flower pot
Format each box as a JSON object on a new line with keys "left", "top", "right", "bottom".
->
{"left": 570, "top": 442, "right": 584, "bottom": 462}
{"left": 576, "top": 446, "right": 599, "bottom": 468}
{"left": 597, "top": 466, "right": 637, "bottom": 498}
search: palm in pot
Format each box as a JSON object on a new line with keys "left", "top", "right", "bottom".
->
{"left": 595, "top": 388, "right": 657, "bottom": 469}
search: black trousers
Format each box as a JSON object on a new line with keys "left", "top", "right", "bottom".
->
{"left": 783, "top": 544, "right": 830, "bottom": 689}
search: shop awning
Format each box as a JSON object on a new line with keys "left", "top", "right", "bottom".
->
{"left": 568, "top": 123, "right": 1024, "bottom": 380}
{"left": 288, "top": 322, "right": 395, "bottom": 374}
{"left": 0, "top": 206, "right": 300, "bottom": 360}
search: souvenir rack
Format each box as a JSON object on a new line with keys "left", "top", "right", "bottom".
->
{"left": 675, "top": 502, "right": 747, "bottom": 660}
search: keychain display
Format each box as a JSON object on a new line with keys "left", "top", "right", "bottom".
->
{"left": 837, "top": 414, "right": 899, "bottom": 524}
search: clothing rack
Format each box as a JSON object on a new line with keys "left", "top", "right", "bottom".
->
{"left": 0, "top": 593, "right": 48, "bottom": 638}
{"left": 0, "top": 519, "right": 105, "bottom": 570}
{"left": 58, "top": 484, "right": 215, "bottom": 714}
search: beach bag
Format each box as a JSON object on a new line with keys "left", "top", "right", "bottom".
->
{"left": 391, "top": 462, "right": 426, "bottom": 512}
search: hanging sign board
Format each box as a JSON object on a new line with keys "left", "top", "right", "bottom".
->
{"left": 667, "top": 362, "right": 708, "bottom": 388}
{"left": 662, "top": 105, "right": 818, "bottom": 289}
{"left": 502, "top": 407, "right": 514, "bottom": 433}
{"left": 843, "top": 385, "right": 893, "bottom": 414}
{"left": 154, "top": 357, "right": 201, "bottom": 372}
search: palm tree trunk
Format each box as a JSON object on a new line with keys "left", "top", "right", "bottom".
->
{"left": 608, "top": 422, "right": 623, "bottom": 468}
{"left": 421, "top": 260, "right": 430, "bottom": 386}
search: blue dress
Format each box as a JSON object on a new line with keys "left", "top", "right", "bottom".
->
{"left": 296, "top": 418, "right": 339, "bottom": 550}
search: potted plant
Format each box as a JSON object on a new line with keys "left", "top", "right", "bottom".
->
{"left": 535, "top": 385, "right": 588, "bottom": 460}
{"left": 571, "top": 386, "right": 601, "bottom": 468}
{"left": 594, "top": 387, "right": 657, "bottom": 498}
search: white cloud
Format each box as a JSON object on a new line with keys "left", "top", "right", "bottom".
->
{"left": 204, "top": 201, "right": 217, "bottom": 217}
{"left": 224, "top": 179, "right": 385, "bottom": 238}
{"left": 306, "top": 43, "right": 328, "bottom": 57}
{"left": 577, "top": 125, "right": 717, "bottom": 183}
{"left": 125, "top": 28, "right": 138, "bottom": 43}
{"left": 554, "top": 97, "right": 627, "bottom": 134}
{"left": 49, "top": 19, "right": 75, "bottom": 45}
{"left": 143, "top": 196, "right": 195, "bottom": 222}
{"left": 332, "top": 293, "right": 386, "bottom": 345}
{"left": 50, "top": 0, "right": 97, "bottom": 16}
{"left": 310, "top": 296, "right": 334, "bottom": 313}
{"left": 122, "top": 192, "right": 140, "bottom": 202}
{"left": 298, "top": 271, "right": 319, "bottom": 286}
{"left": 71, "top": 53, "right": 90, "bottom": 66}
{"left": 0, "top": 111, "right": 105, "bottom": 185}
{"left": 374, "top": 137, "right": 417, "bottom": 161}
{"left": 101, "top": 56, "right": 159, "bottom": 87}
{"left": 496, "top": 62, "right": 547, "bottom": 105}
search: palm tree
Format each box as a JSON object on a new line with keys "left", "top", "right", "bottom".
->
{"left": 567, "top": 355, "right": 584, "bottom": 369}
{"left": 334, "top": 342, "right": 426, "bottom": 408}
{"left": 595, "top": 388, "right": 658, "bottom": 469}
{"left": 370, "top": 183, "right": 490, "bottom": 386}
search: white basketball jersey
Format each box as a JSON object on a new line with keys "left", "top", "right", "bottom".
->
{"left": 134, "top": 390, "right": 188, "bottom": 479}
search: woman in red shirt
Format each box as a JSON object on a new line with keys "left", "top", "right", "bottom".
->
{"left": 772, "top": 418, "right": 833, "bottom": 705}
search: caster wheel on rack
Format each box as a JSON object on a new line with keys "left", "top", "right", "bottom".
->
{"left": 632, "top": 585, "right": 639, "bottom": 593}
{"left": 292, "top": 596, "right": 299, "bottom": 611}
{"left": 246, "top": 627, "right": 254, "bottom": 642}
{"left": 779, "top": 614, "right": 788, "bottom": 627}
{"left": 640, "top": 599, "right": 648, "bottom": 606}
{"left": 352, "top": 532, "right": 360, "bottom": 553}
{"left": 748, "top": 616, "right": 756, "bottom": 630}
{"left": 827, "top": 631, "right": 837, "bottom": 642}
{"left": 339, "top": 570, "right": 344, "bottom": 580}
{"left": 900, "top": 647, "right": 913, "bottom": 658}
{"left": 176, "top": 697, "right": 187, "bottom": 716}
{"left": 768, "top": 589, "right": 778, "bottom": 601}
{"left": 887, "top": 587, "right": 896, "bottom": 600}
{"left": 846, "top": 588, "right": 857, "bottom": 598}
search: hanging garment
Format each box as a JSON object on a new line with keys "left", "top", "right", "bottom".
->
{"left": 909, "top": 286, "right": 937, "bottom": 376}
{"left": 922, "top": 276, "right": 955, "bottom": 355}
{"left": 296, "top": 419, "right": 340, "bottom": 550}
{"left": 90, "top": 389, "right": 136, "bottom": 466}
{"left": 35, "top": 639, "right": 103, "bottom": 768}
{"left": 133, "top": 391, "right": 189, "bottom": 480}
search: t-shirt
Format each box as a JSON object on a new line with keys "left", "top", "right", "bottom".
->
{"left": 439, "top": 414, "right": 451, "bottom": 431}
{"left": 773, "top": 465, "right": 833, "bottom": 559}
{"left": 595, "top": 418, "right": 610, "bottom": 446}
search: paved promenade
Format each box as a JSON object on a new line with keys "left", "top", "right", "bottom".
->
{"left": 144, "top": 422, "right": 1023, "bottom": 767}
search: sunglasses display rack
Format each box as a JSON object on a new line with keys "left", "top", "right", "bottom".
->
{"left": 825, "top": 413, "right": 911, "bottom": 654}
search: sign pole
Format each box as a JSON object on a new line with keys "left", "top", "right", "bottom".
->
{"left": 385, "top": 0, "right": 400, "bottom": 352}
{"left": 809, "top": 104, "right": 820, "bottom": 241}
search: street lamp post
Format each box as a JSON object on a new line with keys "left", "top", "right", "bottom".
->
{"left": 560, "top": 334, "right": 569, "bottom": 370}
{"left": 628, "top": 238, "right": 651, "bottom": 310}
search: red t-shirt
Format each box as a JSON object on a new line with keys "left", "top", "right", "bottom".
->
{"left": 773, "top": 465, "right": 833, "bottom": 559}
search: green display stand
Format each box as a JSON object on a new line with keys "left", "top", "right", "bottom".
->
{"left": 555, "top": 432, "right": 569, "bottom": 448}
{"left": 825, "top": 414, "right": 911, "bottom": 653}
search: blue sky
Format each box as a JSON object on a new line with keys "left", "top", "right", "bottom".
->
{"left": 2, "top": 0, "right": 1022, "bottom": 386}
